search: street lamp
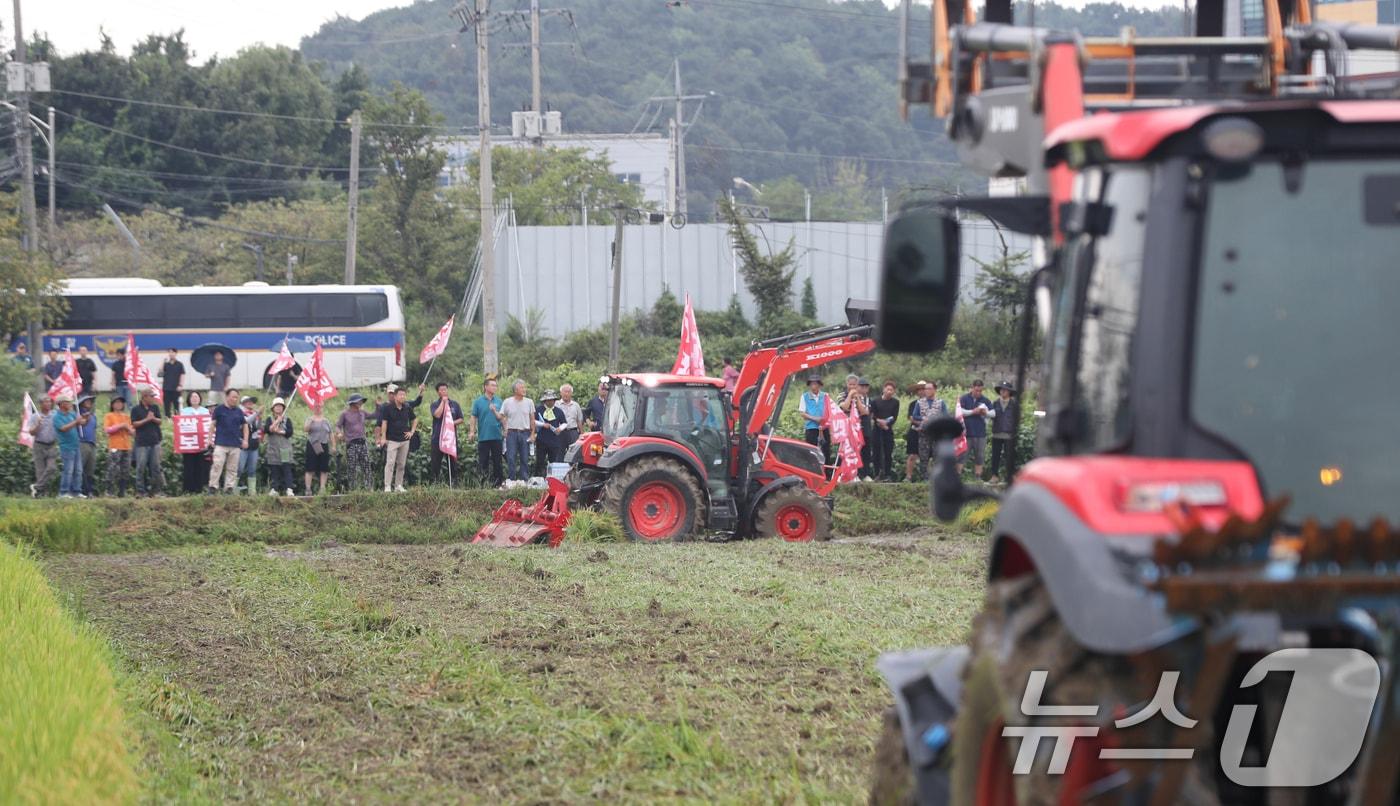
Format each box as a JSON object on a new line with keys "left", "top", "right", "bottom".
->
{"left": 732, "top": 176, "right": 762, "bottom": 196}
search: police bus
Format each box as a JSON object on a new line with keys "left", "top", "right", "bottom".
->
{"left": 38, "top": 279, "right": 407, "bottom": 392}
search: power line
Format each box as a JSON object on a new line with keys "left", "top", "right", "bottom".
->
{"left": 50, "top": 106, "right": 354, "bottom": 174}
{"left": 54, "top": 160, "right": 371, "bottom": 188}
{"left": 50, "top": 88, "right": 466, "bottom": 132}
{"left": 53, "top": 174, "right": 345, "bottom": 244}
{"left": 689, "top": 142, "right": 960, "bottom": 167}
{"left": 695, "top": 0, "right": 928, "bottom": 25}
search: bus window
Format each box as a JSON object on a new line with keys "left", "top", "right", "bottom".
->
{"left": 238, "top": 294, "right": 311, "bottom": 326}
{"left": 356, "top": 294, "right": 390, "bottom": 324}
{"left": 166, "top": 295, "right": 236, "bottom": 327}
{"left": 312, "top": 295, "right": 358, "bottom": 325}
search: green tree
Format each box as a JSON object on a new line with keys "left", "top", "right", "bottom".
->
{"left": 486, "top": 147, "right": 644, "bottom": 226}
{"left": 721, "top": 197, "right": 800, "bottom": 337}
{"left": 0, "top": 194, "right": 67, "bottom": 339}
{"left": 800, "top": 276, "right": 818, "bottom": 319}
{"left": 973, "top": 250, "right": 1032, "bottom": 316}
{"left": 360, "top": 84, "right": 471, "bottom": 318}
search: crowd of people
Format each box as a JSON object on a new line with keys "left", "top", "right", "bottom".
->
{"left": 13, "top": 341, "right": 1019, "bottom": 497}
{"left": 798, "top": 374, "right": 1020, "bottom": 483}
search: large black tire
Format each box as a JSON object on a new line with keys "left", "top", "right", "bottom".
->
{"left": 752, "top": 485, "right": 832, "bottom": 542}
{"left": 599, "top": 457, "right": 704, "bottom": 543}
{"left": 869, "top": 707, "right": 917, "bottom": 806}
{"left": 947, "top": 576, "right": 1218, "bottom": 806}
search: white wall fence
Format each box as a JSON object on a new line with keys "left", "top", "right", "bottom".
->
{"left": 492, "top": 219, "right": 1031, "bottom": 338}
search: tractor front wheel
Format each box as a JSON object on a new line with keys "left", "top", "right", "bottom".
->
{"left": 600, "top": 457, "right": 703, "bottom": 543}
{"left": 753, "top": 486, "right": 832, "bottom": 542}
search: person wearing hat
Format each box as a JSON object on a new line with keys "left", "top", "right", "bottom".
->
{"left": 957, "top": 379, "right": 995, "bottom": 479}
{"left": 238, "top": 395, "right": 263, "bottom": 494}
{"left": 208, "top": 388, "right": 250, "bottom": 495}
{"left": 76, "top": 395, "right": 100, "bottom": 497}
{"left": 336, "top": 394, "right": 373, "bottom": 491}
{"left": 909, "top": 381, "right": 948, "bottom": 482}
{"left": 838, "top": 374, "right": 872, "bottom": 479}
{"left": 53, "top": 393, "right": 87, "bottom": 498}
{"left": 533, "top": 389, "right": 566, "bottom": 477}
{"left": 25, "top": 394, "right": 58, "bottom": 497}
{"left": 987, "top": 381, "right": 1019, "bottom": 483}
{"left": 131, "top": 387, "right": 165, "bottom": 497}
{"left": 797, "top": 375, "right": 832, "bottom": 464}
{"left": 263, "top": 397, "right": 296, "bottom": 496}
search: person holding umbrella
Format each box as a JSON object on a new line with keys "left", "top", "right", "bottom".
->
{"left": 206, "top": 350, "right": 231, "bottom": 395}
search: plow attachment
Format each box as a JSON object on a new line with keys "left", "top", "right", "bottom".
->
{"left": 472, "top": 477, "right": 572, "bottom": 548}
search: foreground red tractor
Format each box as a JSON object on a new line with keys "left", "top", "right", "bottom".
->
{"left": 564, "top": 311, "right": 877, "bottom": 542}
{"left": 870, "top": 0, "right": 1400, "bottom": 802}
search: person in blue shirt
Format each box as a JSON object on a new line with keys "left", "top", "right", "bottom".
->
{"left": 469, "top": 377, "right": 506, "bottom": 487}
{"left": 957, "top": 379, "right": 994, "bottom": 479}
{"left": 797, "top": 375, "right": 831, "bottom": 464}
{"left": 52, "top": 394, "right": 88, "bottom": 498}
{"left": 208, "top": 388, "right": 250, "bottom": 495}
{"left": 76, "top": 396, "right": 99, "bottom": 497}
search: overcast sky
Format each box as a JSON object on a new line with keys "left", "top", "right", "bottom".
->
{"left": 11, "top": 0, "right": 1179, "bottom": 63}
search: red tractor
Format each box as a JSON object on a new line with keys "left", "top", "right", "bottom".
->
{"left": 870, "top": 0, "right": 1400, "bottom": 803}
{"left": 562, "top": 311, "right": 877, "bottom": 543}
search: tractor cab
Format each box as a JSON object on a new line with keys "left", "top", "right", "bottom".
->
{"left": 601, "top": 374, "right": 732, "bottom": 502}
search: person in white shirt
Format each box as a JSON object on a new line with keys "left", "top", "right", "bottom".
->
{"left": 557, "top": 383, "right": 583, "bottom": 456}
{"left": 500, "top": 380, "right": 536, "bottom": 481}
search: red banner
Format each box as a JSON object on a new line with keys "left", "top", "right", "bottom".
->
{"left": 48, "top": 349, "right": 82, "bottom": 401}
{"left": 268, "top": 341, "right": 297, "bottom": 376}
{"left": 670, "top": 294, "right": 706, "bottom": 376}
{"left": 824, "top": 404, "right": 864, "bottom": 484}
{"left": 295, "top": 343, "right": 338, "bottom": 407}
{"left": 439, "top": 404, "right": 458, "bottom": 459}
{"left": 125, "top": 334, "right": 161, "bottom": 403}
{"left": 172, "top": 414, "right": 212, "bottom": 454}
{"left": 420, "top": 316, "right": 455, "bottom": 364}
{"left": 17, "top": 392, "right": 36, "bottom": 447}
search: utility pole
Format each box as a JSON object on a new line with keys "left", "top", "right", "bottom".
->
{"left": 454, "top": 0, "right": 500, "bottom": 374}
{"left": 530, "top": 0, "right": 543, "bottom": 117}
{"left": 608, "top": 207, "right": 624, "bottom": 372}
{"left": 649, "top": 61, "right": 707, "bottom": 221}
{"left": 46, "top": 105, "right": 54, "bottom": 244}
{"left": 241, "top": 242, "right": 264, "bottom": 282}
{"left": 344, "top": 109, "right": 361, "bottom": 285}
{"left": 286, "top": 253, "right": 298, "bottom": 286}
{"left": 12, "top": 0, "right": 37, "bottom": 254}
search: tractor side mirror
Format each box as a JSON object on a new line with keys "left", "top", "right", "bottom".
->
{"left": 923, "top": 416, "right": 1000, "bottom": 521}
{"left": 878, "top": 206, "right": 960, "bottom": 353}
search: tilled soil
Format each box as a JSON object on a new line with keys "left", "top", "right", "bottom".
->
{"left": 47, "top": 535, "right": 986, "bottom": 803}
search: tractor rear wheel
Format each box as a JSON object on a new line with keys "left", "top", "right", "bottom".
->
{"left": 869, "top": 576, "right": 1218, "bottom": 806}
{"left": 753, "top": 486, "right": 832, "bottom": 542}
{"left": 600, "top": 457, "right": 703, "bottom": 543}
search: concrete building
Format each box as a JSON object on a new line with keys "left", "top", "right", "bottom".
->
{"left": 438, "top": 113, "right": 670, "bottom": 208}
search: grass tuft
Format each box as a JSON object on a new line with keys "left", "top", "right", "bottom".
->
{"left": 0, "top": 543, "right": 138, "bottom": 804}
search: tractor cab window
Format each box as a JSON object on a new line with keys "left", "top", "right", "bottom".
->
{"left": 643, "top": 387, "right": 730, "bottom": 476}
{"left": 1045, "top": 166, "right": 1150, "bottom": 452}
{"left": 603, "top": 383, "right": 639, "bottom": 444}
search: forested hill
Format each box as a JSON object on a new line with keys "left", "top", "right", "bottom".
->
{"left": 301, "top": 0, "right": 1185, "bottom": 212}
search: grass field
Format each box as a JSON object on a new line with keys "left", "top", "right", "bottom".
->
{"left": 11, "top": 483, "right": 990, "bottom": 802}
{"left": 1, "top": 543, "right": 137, "bottom": 805}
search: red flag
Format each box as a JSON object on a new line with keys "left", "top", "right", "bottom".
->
{"left": 17, "top": 392, "right": 37, "bottom": 447}
{"left": 294, "top": 344, "right": 339, "bottom": 407}
{"left": 438, "top": 401, "right": 458, "bottom": 459}
{"left": 824, "top": 402, "right": 863, "bottom": 484}
{"left": 48, "top": 349, "right": 82, "bottom": 401}
{"left": 268, "top": 340, "right": 297, "bottom": 375}
{"left": 670, "top": 294, "right": 706, "bottom": 376}
{"left": 419, "top": 316, "right": 455, "bottom": 364}
{"left": 953, "top": 409, "right": 969, "bottom": 458}
{"left": 124, "top": 334, "right": 162, "bottom": 403}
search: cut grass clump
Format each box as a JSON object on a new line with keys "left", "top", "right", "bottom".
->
{"left": 0, "top": 543, "right": 137, "bottom": 804}
{"left": 0, "top": 504, "right": 105, "bottom": 553}
{"left": 565, "top": 509, "right": 623, "bottom": 544}
{"left": 831, "top": 481, "right": 943, "bottom": 535}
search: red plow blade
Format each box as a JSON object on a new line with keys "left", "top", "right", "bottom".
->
{"left": 472, "top": 477, "right": 572, "bottom": 548}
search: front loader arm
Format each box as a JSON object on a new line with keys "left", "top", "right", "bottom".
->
{"left": 742, "top": 332, "right": 876, "bottom": 439}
